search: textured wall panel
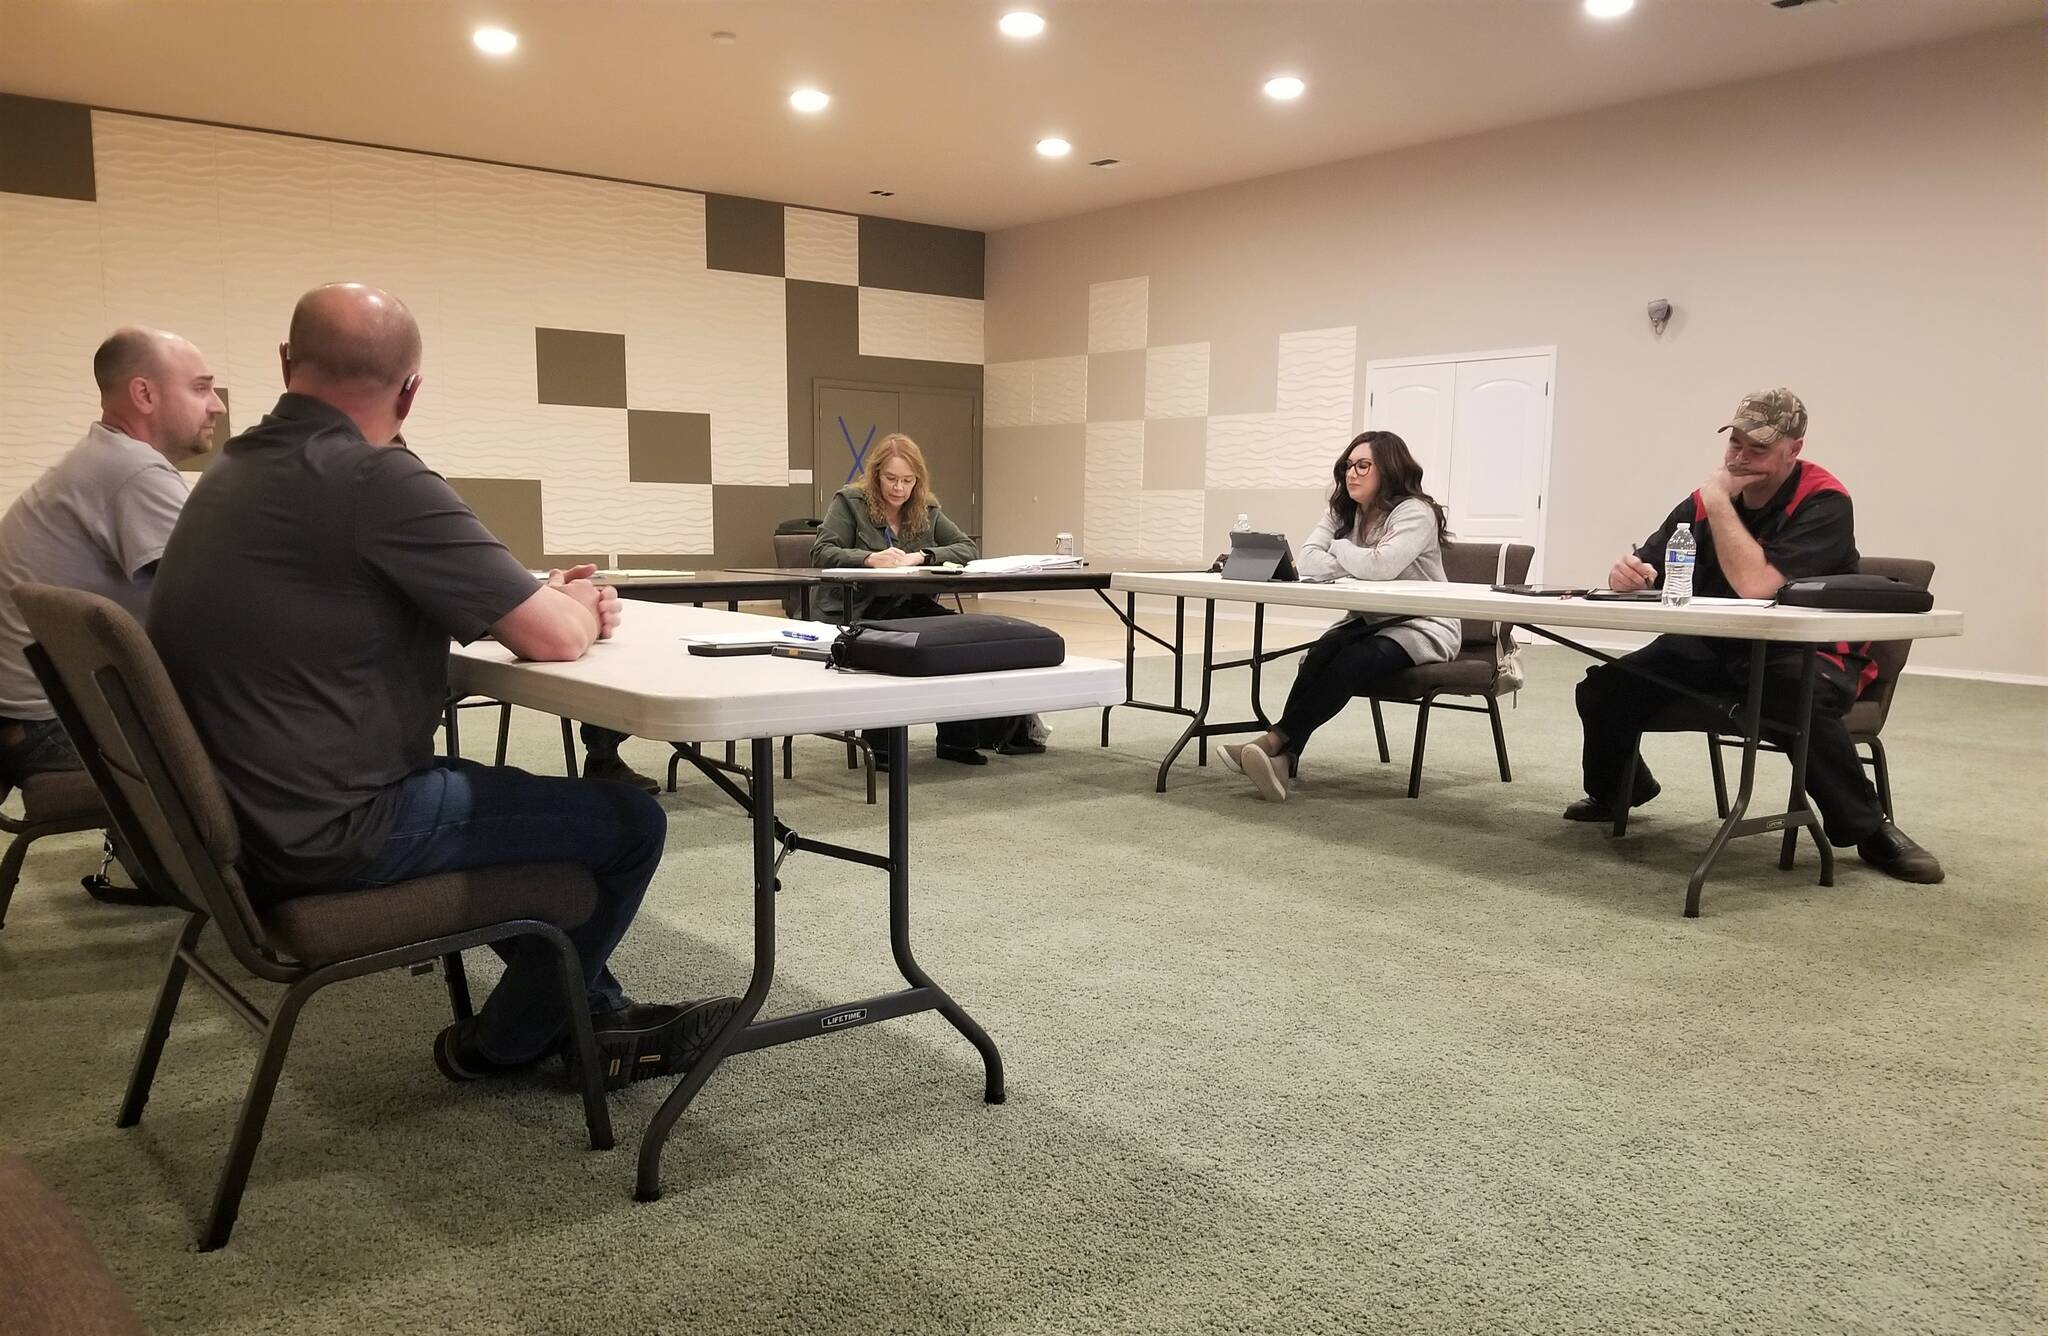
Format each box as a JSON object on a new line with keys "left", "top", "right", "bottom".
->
{"left": 1275, "top": 326, "right": 1357, "bottom": 418}
{"left": 983, "top": 361, "right": 1032, "bottom": 428}
{"left": 1029, "top": 355, "right": 1087, "bottom": 426}
{"left": 1082, "top": 420, "right": 1144, "bottom": 558}
{"left": 1081, "top": 274, "right": 1146, "bottom": 352}
{"left": 1087, "top": 276, "right": 1148, "bottom": 353}
{"left": 1144, "top": 343, "right": 1210, "bottom": 419}
{"left": 92, "top": 115, "right": 227, "bottom": 358}
{"left": 857, "top": 287, "right": 985, "bottom": 365}
{"left": 1204, "top": 409, "right": 1352, "bottom": 490}
{"left": 0, "top": 108, "right": 962, "bottom": 565}
{"left": 0, "top": 194, "right": 107, "bottom": 495}
{"left": 784, "top": 208, "right": 859, "bottom": 286}
{"left": 1139, "top": 490, "right": 1207, "bottom": 565}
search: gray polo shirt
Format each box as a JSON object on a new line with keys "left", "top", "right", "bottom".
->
{"left": 149, "top": 394, "right": 540, "bottom": 895}
{"left": 0, "top": 423, "right": 188, "bottom": 719}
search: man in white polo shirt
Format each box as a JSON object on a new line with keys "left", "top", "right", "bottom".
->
{"left": 0, "top": 327, "right": 222, "bottom": 789}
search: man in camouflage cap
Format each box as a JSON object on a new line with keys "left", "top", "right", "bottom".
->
{"left": 1569, "top": 387, "right": 1944, "bottom": 884}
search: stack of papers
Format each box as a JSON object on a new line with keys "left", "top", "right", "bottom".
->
{"left": 678, "top": 618, "right": 844, "bottom": 647}
{"left": 963, "top": 554, "right": 1084, "bottom": 575}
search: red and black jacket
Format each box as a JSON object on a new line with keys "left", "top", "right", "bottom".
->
{"left": 1635, "top": 461, "right": 1878, "bottom": 697}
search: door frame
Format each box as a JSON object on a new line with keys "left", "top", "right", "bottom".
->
{"left": 1363, "top": 345, "right": 1556, "bottom": 580}
{"left": 813, "top": 378, "right": 983, "bottom": 535}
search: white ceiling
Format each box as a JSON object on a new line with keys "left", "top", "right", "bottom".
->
{"left": 0, "top": 0, "right": 2036, "bottom": 233}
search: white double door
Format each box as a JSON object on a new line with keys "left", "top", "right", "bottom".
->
{"left": 1363, "top": 350, "right": 1554, "bottom": 577}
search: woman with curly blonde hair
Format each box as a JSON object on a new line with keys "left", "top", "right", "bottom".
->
{"left": 812, "top": 433, "right": 1030, "bottom": 765}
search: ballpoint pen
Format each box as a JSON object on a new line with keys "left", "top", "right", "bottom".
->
{"left": 780, "top": 631, "right": 821, "bottom": 641}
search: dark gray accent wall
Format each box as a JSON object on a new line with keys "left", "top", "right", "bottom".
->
{"left": 705, "top": 194, "right": 785, "bottom": 277}
{"left": 711, "top": 484, "right": 811, "bottom": 566}
{"left": 535, "top": 328, "right": 629, "bottom": 407}
{"left": 448, "top": 477, "right": 545, "bottom": 565}
{"left": 785, "top": 279, "right": 982, "bottom": 478}
{"left": 626, "top": 409, "right": 711, "bottom": 484}
{"left": 0, "top": 94, "right": 96, "bottom": 201}
{"left": 858, "top": 217, "right": 984, "bottom": 299}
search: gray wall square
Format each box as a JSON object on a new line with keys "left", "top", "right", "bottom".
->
{"left": 535, "top": 328, "right": 628, "bottom": 407}
{"left": 785, "top": 278, "right": 981, "bottom": 468}
{"left": 981, "top": 423, "right": 1085, "bottom": 557}
{"left": 1142, "top": 418, "right": 1207, "bottom": 491}
{"left": 858, "top": 217, "right": 984, "bottom": 299}
{"left": 448, "top": 476, "right": 546, "bottom": 565}
{"left": 0, "top": 94, "right": 96, "bottom": 201}
{"left": 705, "top": 194, "right": 785, "bottom": 277}
{"left": 1205, "top": 331, "right": 1281, "bottom": 417}
{"left": 1204, "top": 488, "right": 1331, "bottom": 557}
{"left": 1087, "top": 350, "right": 1145, "bottom": 423}
{"left": 713, "top": 483, "right": 812, "bottom": 568}
{"left": 627, "top": 409, "right": 712, "bottom": 484}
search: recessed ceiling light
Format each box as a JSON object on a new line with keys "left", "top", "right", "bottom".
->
{"left": 790, "top": 88, "right": 831, "bottom": 113}
{"left": 999, "top": 12, "right": 1047, "bottom": 39}
{"left": 472, "top": 26, "right": 518, "bottom": 57}
{"left": 1263, "top": 75, "right": 1305, "bottom": 101}
{"left": 1036, "top": 137, "right": 1072, "bottom": 158}
{"left": 1584, "top": 0, "right": 1634, "bottom": 17}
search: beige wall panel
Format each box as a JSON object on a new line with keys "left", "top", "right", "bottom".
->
{"left": 92, "top": 115, "right": 226, "bottom": 359}
{"left": 0, "top": 194, "right": 105, "bottom": 494}
{"left": 987, "top": 30, "right": 2048, "bottom": 676}
{"left": 1087, "top": 276, "right": 1148, "bottom": 353}
{"left": 983, "top": 361, "right": 1032, "bottom": 428}
{"left": 1139, "top": 489, "right": 1207, "bottom": 566}
{"left": 1145, "top": 343, "right": 1210, "bottom": 420}
{"left": 857, "top": 287, "right": 985, "bottom": 364}
{"left": 785, "top": 208, "right": 859, "bottom": 286}
{"left": 1029, "top": 355, "right": 1087, "bottom": 425}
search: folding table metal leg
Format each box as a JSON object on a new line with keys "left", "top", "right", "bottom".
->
{"left": 634, "top": 729, "right": 1003, "bottom": 1203}
{"left": 1779, "top": 647, "right": 1834, "bottom": 886}
{"left": 1684, "top": 641, "right": 1768, "bottom": 918}
{"left": 559, "top": 717, "right": 577, "bottom": 776}
{"left": 1155, "top": 604, "right": 1219, "bottom": 792}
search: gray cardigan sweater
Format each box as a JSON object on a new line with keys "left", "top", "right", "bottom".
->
{"left": 1296, "top": 497, "right": 1461, "bottom": 665}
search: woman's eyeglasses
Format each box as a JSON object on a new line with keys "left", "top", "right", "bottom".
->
{"left": 1343, "top": 459, "right": 1375, "bottom": 475}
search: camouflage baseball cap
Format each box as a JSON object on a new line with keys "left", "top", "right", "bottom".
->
{"left": 1719, "top": 388, "right": 1808, "bottom": 445}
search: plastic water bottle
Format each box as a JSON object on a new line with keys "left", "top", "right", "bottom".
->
{"left": 1663, "top": 523, "right": 1696, "bottom": 607}
{"left": 1053, "top": 532, "right": 1074, "bottom": 558}
{"left": 1233, "top": 513, "right": 1251, "bottom": 534}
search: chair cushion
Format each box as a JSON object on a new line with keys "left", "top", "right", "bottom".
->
{"left": 1375, "top": 654, "right": 1500, "bottom": 699}
{"left": 19, "top": 770, "right": 106, "bottom": 824}
{"left": 259, "top": 862, "right": 599, "bottom": 967}
{"left": 0, "top": 1154, "right": 147, "bottom": 1336}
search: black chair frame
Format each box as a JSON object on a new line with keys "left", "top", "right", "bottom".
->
{"left": 30, "top": 644, "right": 613, "bottom": 1251}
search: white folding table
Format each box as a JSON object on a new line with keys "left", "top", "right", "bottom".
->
{"left": 449, "top": 602, "right": 1123, "bottom": 1200}
{"left": 1109, "top": 572, "right": 1964, "bottom": 916}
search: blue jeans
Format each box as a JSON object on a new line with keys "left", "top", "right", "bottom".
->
{"left": 0, "top": 715, "right": 83, "bottom": 788}
{"left": 338, "top": 759, "right": 666, "bottom": 1064}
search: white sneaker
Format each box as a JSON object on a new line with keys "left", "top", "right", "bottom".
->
{"left": 1240, "top": 744, "right": 1289, "bottom": 802}
{"left": 1217, "top": 742, "right": 1246, "bottom": 775}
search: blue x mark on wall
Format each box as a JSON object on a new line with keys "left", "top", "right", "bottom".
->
{"left": 839, "top": 416, "right": 878, "bottom": 483}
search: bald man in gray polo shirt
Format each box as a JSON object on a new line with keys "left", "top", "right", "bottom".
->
{"left": 0, "top": 327, "right": 222, "bottom": 786}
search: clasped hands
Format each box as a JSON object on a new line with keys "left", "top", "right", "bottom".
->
{"left": 864, "top": 547, "right": 926, "bottom": 569}
{"left": 547, "top": 563, "right": 622, "bottom": 639}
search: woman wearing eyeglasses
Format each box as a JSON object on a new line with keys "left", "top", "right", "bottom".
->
{"left": 1220, "top": 430, "right": 1459, "bottom": 801}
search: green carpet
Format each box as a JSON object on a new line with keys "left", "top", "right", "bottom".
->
{"left": 1, "top": 647, "right": 2041, "bottom": 1335}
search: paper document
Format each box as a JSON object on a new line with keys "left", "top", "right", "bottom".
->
{"left": 599, "top": 568, "right": 697, "bottom": 579}
{"left": 679, "top": 618, "right": 843, "bottom": 647}
{"left": 962, "top": 554, "right": 1084, "bottom": 575}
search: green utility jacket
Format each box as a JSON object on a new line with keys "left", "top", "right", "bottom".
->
{"left": 810, "top": 485, "right": 978, "bottom": 622}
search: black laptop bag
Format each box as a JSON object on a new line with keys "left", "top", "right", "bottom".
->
{"left": 830, "top": 614, "right": 1066, "bottom": 676}
{"left": 1775, "top": 573, "right": 1933, "bottom": 613}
